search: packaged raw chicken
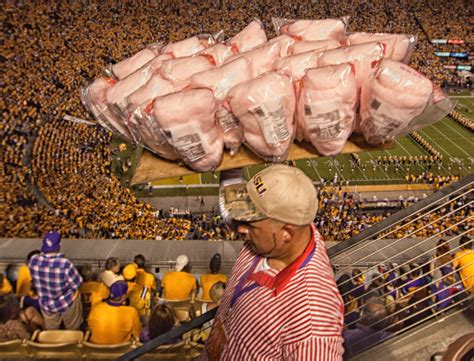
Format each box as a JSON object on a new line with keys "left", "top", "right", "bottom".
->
{"left": 318, "top": 42, "right": 385, "bottom": 88}
{"left": 296, "top": 63, "right": 357, "bottom": 156}
{"left": 160, "top": 55, "right": 216, "bottom": 83}
{"left": 161, "top": 35, "right": 212, "bottom": 58}
{"left": 190, "top": 57, "right": 253, "bottom": 153}
{"left": 197, "top": 43, "right": 235, "bottom": 66}
{"left": 291, "top": 39, "right": 341, "bottom": 55}
{"left": 359, "top": 60, "right": 453, "bottom": 145}
{"left": 347, "top": 32, "right": 417, "bottom": 63}
{"left": 227, "top": 72, "right": 296, "bottom": 162}
{"left": 267, "top": 35, "right": 297, "bottom": 57}
{"left": 109, "top": 43, "right": 161, "bottom": 80}
{"left": 81, "top": 77, "right": 133, "bottom": 141}
{"left": 227, "top": 19, "right": 267, "bottom": 53}
{"left": 273, "top": 17, "right": 348, "bottom": 41}
{"left": 273, "top": 49, "right": 322, "bottom": 81}
{"left": 128, "top": 103, "right": 179, "bottom": 160}
{"left": 152, "top": 89, "right": 224, "bottom": 172}
{"left": 224, "top": 41, "right": 283, "bottom": 78}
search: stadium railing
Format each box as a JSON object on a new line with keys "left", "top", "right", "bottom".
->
{"left": 115, "top": 173, "right": 473, "bottom": 360}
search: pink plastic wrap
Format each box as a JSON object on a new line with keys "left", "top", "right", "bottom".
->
{"left": 296, "top": 64, "right": 357, "bottom": 155}
{"left": 347, "top": 32, "right": 417, "bottom": 63}
{"left": 197, "top": 43, "right": 235, "bottom": 66}
{"left": 291, "top": 39, "right": 341, "bottom": 55}
{"left": 227, "top": 19, "right": 268, "bottom": 53}
{"left": 161, "top": 35, "right": 210, "bottom": 58}
{"left": 128, "top": 103, "right": 179, "bottom": 160}
{"left": 267, "top": 35, "right": 297, "bottom": 57}
{"left": 110, "top": 43, "right": 161, "bottom": 80}
{"left": 227, "top": 72, "right": 296, "bottom": 162}
{"left": 318, "top": 42, "right": 385, "bottom": 88}
{"left": 152, "top": 89, "right": 224, "bottom": 172}
{"left": 273, "top": 50, "right": 322, "bottom": 80}
{"left": 224, "top": 41, "right": 282, "bottom": 78}
{"left": 160, "top": 55, "right": 216, "bottom": 83}
{"left": 190, "top": 57, "right": 253, "bottom": 153}
{"left": 359, "top": 60, "right": 453, "bottom": 145}
{"left": 273, "top": 17, "right": 348, "bottom": 41}
{"left": 80, "top": 77, "right": 133, "bottom": 141}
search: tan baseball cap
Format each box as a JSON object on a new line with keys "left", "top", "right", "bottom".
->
{"left": 222, "top": 164, "right": 318, "bottom": 226}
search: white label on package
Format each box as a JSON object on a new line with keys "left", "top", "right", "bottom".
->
{"left": 249, "top": 103, "right": 289, "bottom": 146}
{"left": 169, "top": 122, "right": 208, "bottom": 163}
{"left": 217, "top": 107, "right": 239, "bottom": 132}
{"left": 366, "top": 97, "right": 412, "bottom": 140}
{"left": 305, "top": 98, "right": 343, "bottom": 141}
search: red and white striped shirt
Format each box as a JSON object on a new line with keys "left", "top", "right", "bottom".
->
{"left": 202, "top": 224, "right": 344, "bottom": 360}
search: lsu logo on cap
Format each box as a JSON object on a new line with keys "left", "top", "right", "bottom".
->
{"left": 46, "top": 239, "right": 53, "bottom": 247}
{"left": 253, "top": 176, "right": 267, "bottom": 196}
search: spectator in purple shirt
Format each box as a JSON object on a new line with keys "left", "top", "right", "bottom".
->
{"left": 29, "top": 231, "right": 83, "bottom": 330}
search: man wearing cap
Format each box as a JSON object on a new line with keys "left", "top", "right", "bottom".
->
{"left": 29, "top": 232, "right": 83, "bottom": 330}
{"left": 161, "top": 255, "right": 197, "bottom": 300}
{"left": 122, "top": 263, "right": 152, "bottom": 320}
{"left": 200, "top": 254, "right": 228, "bottom": 301}
{"left": 203, "top": 165, "right": 344, "bottom": 360}
{"left": 88, "top": 281, "right": 142, "bottom": 344}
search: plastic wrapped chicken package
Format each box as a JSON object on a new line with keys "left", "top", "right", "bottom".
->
{"left": 226, "top": 72, "right": 296, "bottom": 162}
{"left": 296, "top": 63, "right": 358, "bottom": 156}
{"left": 359, "top": 59, "right": 454, "bottom": 145}
{"left": 227, "top": 19, "right": 268, "bottom": 53}
{"left": 291, "top": 39, "right": 341, "bottom": 55}
{"left": 152, "top": 89, "right": 224, "bottom": 172}
{"left": 273, "top": 16, "right": 349, "bottom": 41}
{"left": 346, "top": 32, "right": 417, "bottom": 63}
{"left": 190, "top": 57, "right": 253, "bottom": 154}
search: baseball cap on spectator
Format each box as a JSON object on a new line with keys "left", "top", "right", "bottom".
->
{"left": 176, "top": 255, "right": 189, "bottom": 272}
{"left": 123, "top": 263, "right": 138, "bottom": 281}
{"left": 222, "top": 165, "right": 318, "bottom": 226}
{"left": 41, "top": 231, "right": 61, "bottom": 253}
{"left": 109, "top": 281, "right": 128, "bottom": 299}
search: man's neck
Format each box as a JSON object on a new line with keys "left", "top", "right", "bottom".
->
{"left": 267, "top": 226, "right": 312, "bottom": 271}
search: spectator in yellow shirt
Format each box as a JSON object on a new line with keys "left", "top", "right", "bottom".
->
{"left": 16, "top": 250, "right": 40, "bottom": 297}
{"left": 88, "top": 281, "right": 141, "bottom": 345}
{"left": 453, "top": 236, "right": 474, "bottom": 294}
{"left": 133, "top": 254, "right": 158, "bottom": 291}
{"left": 122, "top": 264, "right": 151, "bottom": 319}
{"left": 79, "top": 265, "right": 109, "bottom": 320}
{"left": 162, "top": 255, "right": 197, "bottom": 300}
{"left": 200, "top": 254, "right": 227, "bottom": 301}
{"left": 0, "top": 274, "right": 13, "bottom": 295}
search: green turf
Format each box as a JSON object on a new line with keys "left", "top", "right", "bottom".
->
{"left": 113, "top": 97, "right": 474, "bottom": 195}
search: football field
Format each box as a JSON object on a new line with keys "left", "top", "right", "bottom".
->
{"left": 113, "top": 97, "right": 474, "bottom": 196}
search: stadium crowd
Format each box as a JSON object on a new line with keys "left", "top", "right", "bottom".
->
{"left": 2, "top": 0, "right": 472, "bottom": 241}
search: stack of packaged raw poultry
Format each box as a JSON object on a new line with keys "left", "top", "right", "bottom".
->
{"left": 81, "top": 18, "right": 454, "bottom": 172}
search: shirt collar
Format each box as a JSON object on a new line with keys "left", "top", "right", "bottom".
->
{"left": 248, "top": 224, "right": 317, "bottom": 296}
{"left": 41, "top": 252, "right": 64, "bottom": 258}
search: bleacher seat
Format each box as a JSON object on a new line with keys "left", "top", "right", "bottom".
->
{"left": 0, "top": 339, "right": 29, "bottom": 359}
{"left": 135, "top": 340, "right": 186, "bottom": 360}
{"left": 25, "top": 329, "right": 84, "bottom": 359}
{"left": 82, "top": 332, "right": 137, "bottom": 360}
{"left": 157, "top": 298, "right": 192, "bottom": 322}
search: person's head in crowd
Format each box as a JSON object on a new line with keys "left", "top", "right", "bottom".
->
{"left": 435, "top": 239, "right": 452, "bottom": 262}
{"left": 40, "top": 231, "right": 61, "bottom": 254}
{"left": 123, "top": 263, "right": 138, "bottom": 282}
{"left": 358, "top": 299, "right": 390, "bottom": 331}
{"left": 0, "top": 295, "right": 20, "bottom": 324}
{"left": 224, "top": 165, "right": 317, "bottom": 261}
{"left": 27, "top": 250, "right": 40, "bottom": 262}
{"left": 209, "top": 253, "right": 221, "bottom": 274}
{"left": 148, "top": 304, "right": 177, "bottom": 339}
{"left": 108, "top": 281, "right": 128, "bottom": 304}
{"left": 351, "top": 268, "right": 364, "bottom": 284}
{"left": 459, "top": 235, "right": 472, "bottom": 250}
{"left": 105, "top": 257, "right": 121, "bottom": 274}
{"left": 175, "top": 255, "right": 191, "bottom": 273}
{"left": 134, "top": 254, "right": 146, "bottom": 269}
{"left": 209, "top": 281, "right": 226, "bottom": 305}
{"left": 410, "top": 263, "right": 421, "bottom": 278}
{"left": 79, "top": 264, "right": 94, "bottom": 282}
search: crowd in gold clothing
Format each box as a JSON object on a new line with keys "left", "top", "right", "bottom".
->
{"left": 450, "top": 111, "right": 474, "bottom": 132}
{"left": 1, "top": 0, "right": 471, "bottom": 240}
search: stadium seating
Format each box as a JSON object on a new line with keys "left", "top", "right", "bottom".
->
{"left": 25, "top": 329, "right": 84, "bottom": 359}
{"left": 0, "top": 339, "right": 29, "bottom": 359}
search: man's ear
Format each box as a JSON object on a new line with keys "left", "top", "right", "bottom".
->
{"left": 280, "top": 224, "right": 296, "bottom": 244}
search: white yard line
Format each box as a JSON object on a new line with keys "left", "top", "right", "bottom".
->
{"left": 365, "top": 152, "right": 391, "bottom": 179}
{"left": 308, "top": 159, "right": 323, "bottom": 180}
{"left": 442, "top": 120, "right": 474, "bottom": 145}
{"left": 328, "top": 158, "right": 347, "bottom": 182}
{"left": 429, "top": 125, "right": 472, "bottom": 157}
